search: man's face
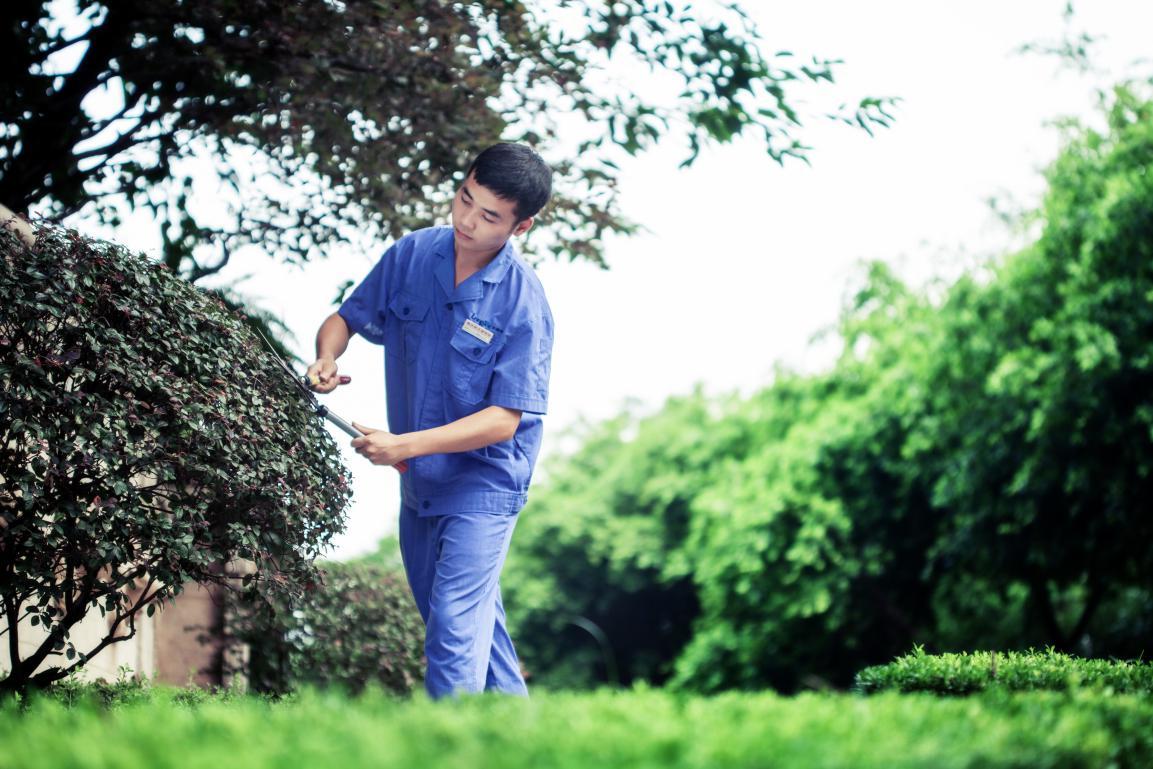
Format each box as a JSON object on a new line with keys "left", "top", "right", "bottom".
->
{"left": 451, "top": 173, "right": 532, "bottom": 258}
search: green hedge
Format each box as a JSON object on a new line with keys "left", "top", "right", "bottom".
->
{"left": 856, "top": 648, "right": 1153, "bottom": 695}
{"left": 238, "top": 560, "right": 424, "bottom": 695}
{"left": 40, "top": 673, "right": 247, "bottom": 710}
{"left": 1, "top": 226, "right": 350, "bottom": 693}
{"left": 2, "top": 687, "right": 1152, "bottom": 769}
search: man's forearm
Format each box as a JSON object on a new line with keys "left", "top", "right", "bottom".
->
{"left": 316, "top": 312, "right": 353, "bottom": 361}
{"left": 406, "top": 406, "right": 522, "bottom": 457}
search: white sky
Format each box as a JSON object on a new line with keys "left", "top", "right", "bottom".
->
{"left": 62, "top": 1, "right": 1153, "bottom": 560}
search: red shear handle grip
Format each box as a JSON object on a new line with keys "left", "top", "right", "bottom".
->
{"left": 306, "top": 373, "right": 353, "bottom": 387}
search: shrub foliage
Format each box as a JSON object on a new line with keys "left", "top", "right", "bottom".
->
{"left": 3, "top": 686, "right": 1153, "bottom": 769}
{"left": 855, "top": 648, "right": 1153, "bottom": 696}
{"left": 239, "top": 560, "right": 424, "bottom": 696}
{"left": 0, "top": 227, "right": 351, "bottom": 693}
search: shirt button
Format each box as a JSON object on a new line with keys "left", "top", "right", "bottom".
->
{"left": 422, "top": 500, "right": 431, "bottom": 510}
{"left": 472, "top": 347, "right": 481, "bottom": 356}
{"left": 402, "top": 307, "right": 410, "bottom": 316}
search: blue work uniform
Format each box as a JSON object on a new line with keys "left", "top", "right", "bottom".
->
{"left": 338, "top": 225, "right": 553, "bottom": 697}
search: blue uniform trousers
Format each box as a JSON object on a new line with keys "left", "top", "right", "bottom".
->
{"left": 398, "top": 506, "right": 528, "bottom": 698}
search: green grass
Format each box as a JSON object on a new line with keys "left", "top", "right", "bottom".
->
{"left": 2, "top": 684, "right": 1152, "bottom": 769}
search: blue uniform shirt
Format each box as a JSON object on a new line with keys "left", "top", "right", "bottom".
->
{"left": 338, "top": 226, "right": 554, "bottom": 516}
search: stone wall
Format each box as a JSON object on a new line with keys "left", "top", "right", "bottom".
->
{"left": 1, "top": 580, "right": 243, "bottom": 688}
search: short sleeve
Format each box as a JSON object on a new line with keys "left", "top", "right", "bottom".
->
{"left": 488, "top": 304, "right": 553, "bottom": 414}
{"left": 338, "top": 248, "right": 393, "bottom": 345}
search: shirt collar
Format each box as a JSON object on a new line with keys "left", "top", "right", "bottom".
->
{"left": 434, "top": 229, "right": 516, "bottom": 300}
{"left": 478, "top": 241, "right": 515, "bottom": 284}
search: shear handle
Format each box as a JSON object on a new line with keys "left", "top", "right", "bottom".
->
{"left": 317, "top": 405, "right": 409, "bottom": 473}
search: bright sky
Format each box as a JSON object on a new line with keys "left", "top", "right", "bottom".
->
{"left": 64, "top": 1, "right": 1153, "bottom": 560}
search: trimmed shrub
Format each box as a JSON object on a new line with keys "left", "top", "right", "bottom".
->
{"left": 0, "top": 226, "right": 351, "bottom": 692}
{"left": 38, "top": 668, "right": 156, "bottom": 710}
{"left": 38, "top": 670, "right": 247, "bottom": 710}
{"left": 855, "top": 648, "right": 1153, "bottom": 695}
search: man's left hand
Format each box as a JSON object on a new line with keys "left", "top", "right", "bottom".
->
{"left": 351, "top": 422, "right": 411, "bottom": 467}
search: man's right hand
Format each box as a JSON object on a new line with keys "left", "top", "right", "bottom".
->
{"left": 306, "top": 357, "right": 341, "bottom": 393}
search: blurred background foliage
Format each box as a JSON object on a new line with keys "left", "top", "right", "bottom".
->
{"left": 237, "top": 555, "right": 424, "bottom": 696}
{"left": 500, "top": 82, "right": 1153, "bottom": 692}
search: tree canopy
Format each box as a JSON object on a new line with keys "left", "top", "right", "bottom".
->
{"left": 502, "top": 82, "right": 1153, "bottom": 692}
{"left": 2, "top": 0, "right": 894, "bottom": 278}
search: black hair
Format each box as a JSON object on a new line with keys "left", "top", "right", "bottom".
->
{"left": 466, "top": 143, "right": 553, "bottom": 221}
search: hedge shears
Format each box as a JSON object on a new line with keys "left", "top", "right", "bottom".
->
{"left": 257, "top": 330, "right": 408, "bottom": 473}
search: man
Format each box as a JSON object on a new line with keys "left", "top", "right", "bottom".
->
{"left": 307, "top": 143, "right": 554, "bottom": 697}
{"left": 0, "top": 203, "right": 37, "bottom": 247}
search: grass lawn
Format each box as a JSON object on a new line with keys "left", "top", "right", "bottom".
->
{"left": 2, "top": 683, "right": 1151, "bottom": 769}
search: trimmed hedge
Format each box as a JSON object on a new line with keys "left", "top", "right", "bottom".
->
{"left": 855, "top": 648, "right": 1153, "bottom": 695}
{"left": 2, "top": 686, "right": 1152, "bottom": 769}
{"left": 1, "top": 226, "right": 351, "bottom": 692}
{"left": 40, "top": 672, "right": 245, "bottom": 710}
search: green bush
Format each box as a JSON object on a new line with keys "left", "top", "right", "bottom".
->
{"left": 2, "top": 687, "right": 1152, "bottom": 769}
{"left": 239, "top": 560, "right": 424, "bottom": 696}
{"left": 0, "top": 226, "right": 351, "bottom": 693}
{"left": 856, "top": 648, "right": 1153, "bottom": 695}
{"left": 503, "top": 84, "right": 1153, "bottom": 693}
{"left": 36, "top": 670, "right": 248, "bottom": 710}
{"left": 503, "top": 393, "right": 732, "bottom": 688}
{"left": 36, "top": 668, "right": 156, "bottom": 710}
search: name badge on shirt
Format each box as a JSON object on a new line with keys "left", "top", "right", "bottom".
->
{"left": 461, "top": 318, "right": 495, "bottom": 344}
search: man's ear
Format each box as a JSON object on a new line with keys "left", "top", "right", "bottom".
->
{"left": 512, "top": 216, "right": 534, "bottom": 237}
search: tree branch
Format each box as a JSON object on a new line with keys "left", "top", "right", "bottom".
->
{"left": 0, "top": 566, "right": 96, "bottom": 690}
{"left": 63, "top": 560, "right": 76, "bottom": 615}
{"left": 4, "top": 7, "right": 130, "bottom": 210}
{"left": 184, "top": 240, "right": 232, "bottom": 283}
{"left": 30, "top": 29, "right": 96, "bottom": 67}
{"left": 3, "top": 591, "right": 21, "bottom": 677}
{"left": 77, "top": 92, "right": 148, "bottom": 145}
{"left": 71, "top": 117, "right": 167, "bottom": 162}
{"left": 72, "top": 573, "right": 162, "bottom": 668}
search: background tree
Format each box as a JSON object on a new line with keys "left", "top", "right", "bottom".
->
{"left": 0, "top": 226, "right": 350, "bottom": 693}
{"left": 502, "top": 392, "right": 746, "bottom": 687}
{"left": 502, "top": 82, "right": 1153, "bottom": 692}
{"left": 919, "top": 84, "right": 1153, "bottom": 653}
{"left": 1, "top": 0, "right": 894, "bottom": 279}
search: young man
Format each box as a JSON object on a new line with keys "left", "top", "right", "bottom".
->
{"left": 307, "top": 143, "right": 553, "bottom": 697}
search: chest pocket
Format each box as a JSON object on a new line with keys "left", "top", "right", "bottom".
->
{"left": 386, "top": 292, "right": 429, "bottom": 364}
{"left": 447, "top": 324, "right": 503, "bottom": 404}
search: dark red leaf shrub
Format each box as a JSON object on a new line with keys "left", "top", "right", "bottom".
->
{"left": 0, "top": 226, "right": 351, "bottom": 692}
